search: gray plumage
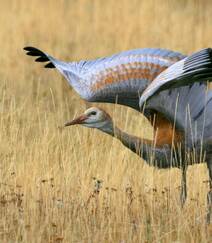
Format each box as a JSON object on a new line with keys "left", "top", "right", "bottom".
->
{"left": 24, "top": 46, "right": 212, "bottom": 223}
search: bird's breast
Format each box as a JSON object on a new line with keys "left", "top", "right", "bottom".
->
{"left": 151, "top": 113, "right": 184, "bottom": 147}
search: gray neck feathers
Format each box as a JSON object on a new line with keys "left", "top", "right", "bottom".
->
{"left": 98, "top": 121, "right": 174, "bottom": 169}
{"left": 97, "top": 122, "right": 151, "bottom": 161}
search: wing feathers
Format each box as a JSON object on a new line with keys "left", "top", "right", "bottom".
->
{"left": 24, "top": 46, "right": 56, "bottom": 68}
{"left": 24, "top": 46, "right": 45, "bottom": 56}
{"left": 35, "top": 56, "right": 49, "bottom": 62}
{"left": 44, "top": 63, "right": 55, "bottom": 68}
{"left": 139, "top": 48, "right": 212, "bottom": 108}
{"left": 24, "top": 46, "right": 185, "bottom": 111}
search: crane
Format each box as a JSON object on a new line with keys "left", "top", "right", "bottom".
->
{"left": 24, "top": 46, "right": 212, "bottom": 222}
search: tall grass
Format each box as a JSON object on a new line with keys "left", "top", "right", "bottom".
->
{"left": 0, "top": 0, "right": 212, "bottom": 242}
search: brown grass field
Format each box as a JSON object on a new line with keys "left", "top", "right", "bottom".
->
{"left": 0, "top": 0, "right": 212, "bottom": 242}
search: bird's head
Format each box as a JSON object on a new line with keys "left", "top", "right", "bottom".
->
{"left": 64, "top": 107, "right": 114, "bottom": 132}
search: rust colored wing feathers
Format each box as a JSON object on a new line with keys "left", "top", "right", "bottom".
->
{"left": 23, "top": 46, "right": 185, "bottom": 111}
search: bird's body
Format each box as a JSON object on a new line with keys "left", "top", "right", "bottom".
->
{"left": 24, "top": 46, "right": 212, "bottom": 223}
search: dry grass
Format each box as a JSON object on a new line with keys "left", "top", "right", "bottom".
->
{"left": 0, "top": 0, "right": 212, "bottom": 242}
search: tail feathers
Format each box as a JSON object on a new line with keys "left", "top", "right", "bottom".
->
{"left": 23, "top": 46, "right": 55, "bottom": 68}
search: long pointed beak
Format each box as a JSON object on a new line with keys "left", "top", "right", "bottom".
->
{"left": 64, "top": 114, "right": 88, "bottom": 127}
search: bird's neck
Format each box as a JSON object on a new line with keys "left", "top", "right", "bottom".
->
{"left": 114, "top": 126, "right": 153, "bottom": 161}
{"left": 98, "top": 123, "right": 154, "bottom": 162}
{"left": 98, "top": 121, "right": 180, "bottom": 169}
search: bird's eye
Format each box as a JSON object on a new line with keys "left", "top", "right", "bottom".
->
{"left": 90, "top": 111, "right": 97, "bottom": 115}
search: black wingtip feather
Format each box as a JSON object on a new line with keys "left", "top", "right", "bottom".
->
{"left": 24, "top": 46, "right": 39, "bottom": 51}
{"left": 35, "top": 56, "right": 49, "bottom": 62}
{"left": 24, "top": 46, "right": 44, "bottom": 55}
{"left": 23, "top": 46, "right": 35, "bottom": 51}
{"left": 45, "top": 62, "right": 55, "bottom": 68}
{"left": 24, "top": 46, "right": 55, "bottom": 69}
{"left": 26, "top": 51, "right": 41, "bottom": 56}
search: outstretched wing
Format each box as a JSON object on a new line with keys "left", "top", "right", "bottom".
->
{"left": 139, "top": 48, "right": 212, "bottom": 107}
{"left": 24, "top": 46, "right": 185, "bottom": 111}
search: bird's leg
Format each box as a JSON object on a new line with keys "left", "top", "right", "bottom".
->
{"left": 180, "top": 165, "right": 187, "bottom": 208}
{"left": 206, "top": 160, "right": 212, "bottom": 224}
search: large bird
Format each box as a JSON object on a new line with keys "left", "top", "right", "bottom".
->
{"left": 24, "top": 46, "right": 212, "bottom": 222}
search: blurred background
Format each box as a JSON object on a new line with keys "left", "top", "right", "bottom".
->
{"left": 0, "top": 0, "right": 212, "bottom": 242}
